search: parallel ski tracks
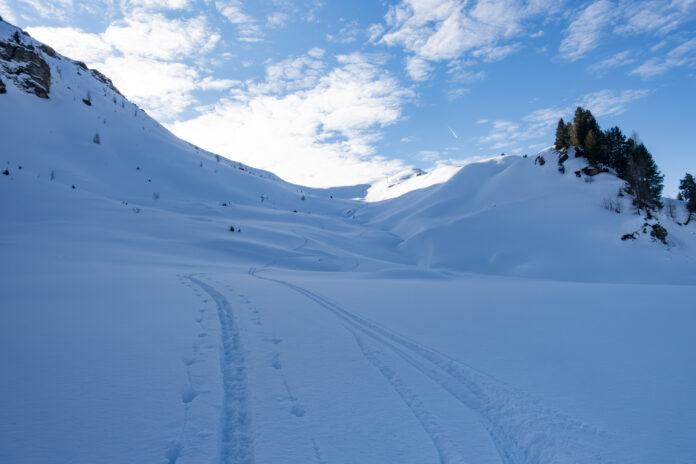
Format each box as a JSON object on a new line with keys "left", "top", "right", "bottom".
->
{"left": 188, "top": 276, "right": 254, "bottom": 464}
{"left": 249, "top": 268, "right": 608, "bottom": 464}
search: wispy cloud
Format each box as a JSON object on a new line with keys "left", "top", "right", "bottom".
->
{"left": 559, "top": 0, "right": 615, "bottom": 61}
{"left": 0, "top": 0, "right": 18, "bottom": 23}
{"left": 587, "top": 50, "right": 635, "bottom": 74}
{"left": 631, "top": 38, "right": 696, "bottom": 77}
{"left": 478, "top": 88, "right": 648, "bottom": 151}
{"left": 215, "top": 0, "right": 262, "bottom": 42}
{"left": 580, "top": 89, "right": 649, "bottom": 116}
{"left": 375, "top": 0, "right": 556, "bottom": 84}
{"left": 405, "top": 56, "right": 432, "bottom": 81}
{"left": 327, "top": 19, "right": 360, "bottom": 44}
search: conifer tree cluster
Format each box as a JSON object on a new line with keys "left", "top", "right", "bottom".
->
{"left": 554, "top": 106, "right": 664, "bottom": 213}
{"left": 679, "top": 173, "right": 696, "bottom": 224}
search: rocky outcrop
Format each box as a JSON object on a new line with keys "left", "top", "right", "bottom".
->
{"left": 0, "top": 77, "right": 6, "bottom": 94}
{"left": 89, "top": 68, "right": 123, "bottom": 97}
{"left": 0, "top": 32, "right": 51, "bottom": 98}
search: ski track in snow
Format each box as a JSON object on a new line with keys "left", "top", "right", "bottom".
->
{"left": 187, "top": 276, "right": 254, "bottom": 464}
{"left": 249, "top": 268, "right": 609, "bottom": 464}
{"left": 351, "top": 331, "right": 466, "bottom": 464}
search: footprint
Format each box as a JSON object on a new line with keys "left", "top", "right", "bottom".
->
{"left": 291, "top": 403, "right": 306, "bottom": 417}
{"left": 164, "top": 440, "right": 182, "bottom": 464}
{"left": 181, "top": 387, "right": 198, "bottom": 404}
{"left": 269, "top": 353, "right": 282, "bottom": 370}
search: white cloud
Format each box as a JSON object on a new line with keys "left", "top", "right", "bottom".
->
{"left": 327, "top": 19, "right": 360, "bottom": 44}
{"left": 478, "top": 88, "right": 649, "bottom": 150}
{"left": 99, "top": 56, "right": 201, "bottom": 118}
{"left": 587, "top": 50, "right": 634, "bottom": 74}
{"left": 27, "top": 12, "right": 223, "bottom": 120}
{"left": 580, "top": 89, "right": 649, "bottom": 116}
{"left": 27, "top": 26, "right": 114, "bottom": 62}
{"left": 559, "top": 0, "right": 615, "bottom": 61}
{"left": 631, "top": 38, "right": 696, "bottom": 77}
{"left": 215, "top": 0, "right": 262, "bottom": 41}
{"left": 405, "top": 56, "right": 432, "bottom": 81}
{"left": 377, "top": 0, "right": 554, "bottom": 83}
{"left": 102, "top": 13, "right": 219, "bottom": 61}
{"left": 471, "top": 43, "right": 520, "bottom": 62}
{"left": 126, "top": 0, "right": 193, "bottom": 10}
{"left": 615, "top": 0, "right": 696, "bottom": 36}
{"left": 260, "top": 53, "right": 327, "bottom": 93}
{"left": 170, "top": 53, "right": 415, "bottom": 187}
{"left": 0, "top": 0, "right": 18, "bottom": 23}
{"left": 197, "top": 76, "right": 242, "bottom": 91}
{"left": 560, "top": 0, "right": 696, "bottom": 62}
{"left": 16, "top": 0, "right": 73, "bottom": 20}
{"left": 267, "top": 12, "right": 290, "bottom": 28}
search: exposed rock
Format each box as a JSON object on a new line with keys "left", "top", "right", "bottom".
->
{"left": 534, "top": 155, "right": 546, "bottom": 166}
{"left": 0, "top": 37, "right": 51, "bottom": 98}
{"left": 558, "top": 152, "right": 569, "bottom": 164}
{"left": 39, "top": 44, "right": 57, "bottom": 58}
{"left": 621, "top": 233, "right": 636, "bottom": 241}
{"left": 581, "top": 166, "right": 609, "bottom": 177}
{"left": 90, "top": 68, "right": 123, "bottom": 96}
{"left": 0, "top": 77, "right": 5, "bottom": 94}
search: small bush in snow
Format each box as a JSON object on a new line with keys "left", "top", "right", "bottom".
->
{"left": 650, "top": 224, "right": 668, "bottom": 244}
{"left": 152, "top": 192, "right": 160, "bottom": 200}
{"left": 603, "top": 197, "right": 622, "bottom": 214}
{"left": 93, "top": 133, "right": 100, "bottom": 144}
{"left": 50, "top": 170, "right": 55, "bottom": 181}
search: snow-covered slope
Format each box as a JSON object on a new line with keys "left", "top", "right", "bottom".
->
{"left": 361, "top": 150, "right": 696, "bottom": 283}
{"left": 2, "top": 19, "right": 696, "bottom": 464}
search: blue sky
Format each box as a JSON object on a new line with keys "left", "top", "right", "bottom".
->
{"left": 2, "top": 0, "right": 695, "bottom": 193}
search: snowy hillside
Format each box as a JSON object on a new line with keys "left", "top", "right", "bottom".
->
{"left": 2, "top": 19, "right": 696, "bottom": 464}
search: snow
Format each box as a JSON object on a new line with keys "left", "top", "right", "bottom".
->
{"left": 2, "top": 19, "right": 696, "bottom": 463}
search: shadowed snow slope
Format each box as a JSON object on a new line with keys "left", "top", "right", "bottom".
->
{"left": 2, "top": 19, "right": 696, "bottom": 464}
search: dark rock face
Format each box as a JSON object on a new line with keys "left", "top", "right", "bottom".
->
{"left": 90, "top": 68, "right": 123, "bottom": 96}
{"left": 0, "top": 36, "right": 51, "bottom": 98}
{"left": 581, "top": 166, "right": 609, "bottom": 177}
{"left": 0, "top": 77, "right": 5, "bottom": 94}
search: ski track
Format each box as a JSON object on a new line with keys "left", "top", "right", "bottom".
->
{"left": 249, "top": 268, "right": 609, "bottom": 464}
{"left": 187, "top": 276, "right": 254, "bottom": 464}
{"left": 351, "top": 331, "right": 466, "bottom": 464}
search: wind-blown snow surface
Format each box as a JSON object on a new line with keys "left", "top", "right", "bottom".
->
{"left": 2, "top": 20, "right": 696, "bottom": 464}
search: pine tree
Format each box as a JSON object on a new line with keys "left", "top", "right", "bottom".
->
{"left": 603, "top": 127, "right": 627, "bottom": 175}
{"left": 583, "top": 129, "right": 601, "bottom": 165}
{"left": 625, "top": 143, "right": 663, "bottom": 212}
{"left": 571, "top": 107, "right": 586, "bottom": 147}
{"left": 679, "top": 173, "right": 696, "bottom": 224}
{"left": 554, "top": 118, "right": 570, "bottom": 150}
{"left": 571, "top": 107, "right": 600, "bottom": 151}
